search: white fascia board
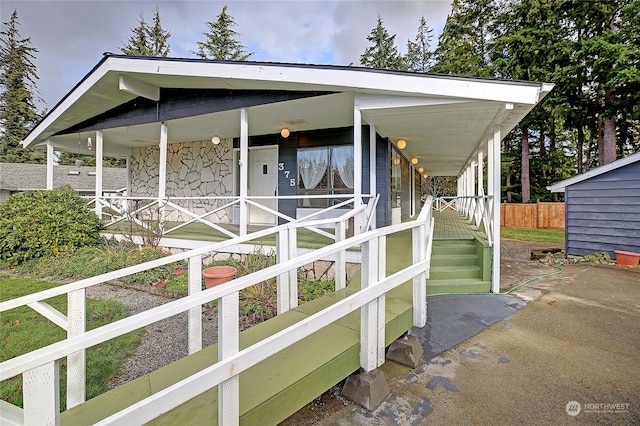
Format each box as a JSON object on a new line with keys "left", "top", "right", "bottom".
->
{"left": 548, "top": 151, "right": 640, "bottom": 192}
{"left": 358, "top": 95, "right": 473, "bottom": 110}
{"left": 22, "top": 60, "right": 113, "bottom": 148}
{"left": 108, "top": 57, "right": 547, "bottom": 105}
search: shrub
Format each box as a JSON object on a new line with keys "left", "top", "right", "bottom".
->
{"left": 0, "top": 188, "right": 103, "bottom": 265}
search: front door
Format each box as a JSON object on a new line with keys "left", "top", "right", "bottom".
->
{"left": 249, "top": 146, "right": 278, "bottom": 225}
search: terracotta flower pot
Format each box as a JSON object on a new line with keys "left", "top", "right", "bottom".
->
{"left": 203, "top": 265, "right": 237, "bottom": 288}
{"left": 614, "top": 250, "right": 640, "bottom": 267}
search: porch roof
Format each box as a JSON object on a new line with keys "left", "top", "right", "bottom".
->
{"left": 23, "top": 55, "right": 552, "bottom": 177}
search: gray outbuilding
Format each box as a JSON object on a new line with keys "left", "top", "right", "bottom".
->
{"left": 548, "top": 151, "right": 640, "bottom": 259}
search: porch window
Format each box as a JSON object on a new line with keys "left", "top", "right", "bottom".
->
{"left": 298, "top": 146, "right": 354, "bottom": 208}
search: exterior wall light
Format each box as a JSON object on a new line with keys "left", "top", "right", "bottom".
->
{"left": 397, "top": 139, "right": 407, "bottom": 150}
{"left": 280, "top": 128, "right": 290, "bottom": 138}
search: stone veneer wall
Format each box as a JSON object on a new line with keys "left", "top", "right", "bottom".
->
{"left": 130, "top": 139, "right": 235, "bottom": 222}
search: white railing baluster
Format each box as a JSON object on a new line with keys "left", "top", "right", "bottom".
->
{"left": 188, "top": 255, "right": 203, "bottom": 354}
{"left": 334, "top": 219, "right": 347, "bottom": 290}
{"left": 217, "top": 290, "right": 239, "bottom": 426}
{"left": 277, "top": 228, "right": 292, "bottom": 314}
{"left": 23, "top": 361, "right": 59, "bottom": 426}
{"left": 66, "top": 288, "right": 86, "bottom": 409}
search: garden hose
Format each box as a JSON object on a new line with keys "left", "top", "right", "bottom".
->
{"left": 427, "top": 258, "right": 565, "bottom": 297}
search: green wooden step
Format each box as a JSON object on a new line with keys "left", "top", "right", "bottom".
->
{"left": 431, "top": 254, "right": 478, "bottom": 267}
{"left": 432, "top": 243, "right": 476, "bottom": 255}
{"left": 427, "top": 278, "right": 491, "bottom": 295}
{"left": 430, "top": 265, "right": 481, "bottom": 280}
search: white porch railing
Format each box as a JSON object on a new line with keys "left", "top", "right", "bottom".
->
{"left": 87, "top": 194, "right": 377, "bottom": 241}
{"left": 433, "top": 195, "right": 494, "bottom": 246}
{"left": 0, "top": 196, "right": 432, "bottom": 426}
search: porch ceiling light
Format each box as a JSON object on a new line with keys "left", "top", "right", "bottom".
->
{"left": 211, "top": 135, "right": 221, "bottom": 145}
{"left": 397, "top": 139, "right": 407, "bottom": 150}
{"left": 423, "top": 173, "right": 429, "bottom": 179}
{"left": 280, "top": 128, "right": 290, "bottom": 138}
{"left": 418, "top": 167, "right": 424, "bottom": 173}
{"left": 411, "top": 157, "right": 418, "bottom": 165}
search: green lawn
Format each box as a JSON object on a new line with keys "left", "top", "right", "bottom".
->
{"left": 0, "top": 275, "right": 143, "bottom": 410}
{"left": 501, "top": 226, "right": 565, "bottom": 244}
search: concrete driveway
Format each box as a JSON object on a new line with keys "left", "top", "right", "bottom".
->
{"left": 312, "top": 260, "right": 640, "bottom": 425}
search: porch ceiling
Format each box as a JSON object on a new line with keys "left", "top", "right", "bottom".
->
{"left": 24, "top": 56, "right": 551, "bottom": 177}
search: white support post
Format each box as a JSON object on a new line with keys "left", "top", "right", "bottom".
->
{"left": 124, "top": 156, "right": 131, "bottom": 213}
{"left": 276, "top": 228, "right": 298, "bottom": 314}
{"left": 239, "top": 109, "right": 249, "bottom": 237}
{"left": 23, "top": 361, "right": 60, "bottom": 425}
{"left": 218, "top": 291, "right": 240, "bottom": 425}
{"left": 477, "top": 151, "right": 484, "bottom": 229}
{"left": 95, "top": 131, "right": 104, "bottom": 219}
{"left": 334, "top": 219, "right": 347, "bottom": 290}
{"left": 66, "top": 289, "right": 86, "bottom": 409}
{"left": 46, "top": 140, "right": 54, "bottom": 190}
{"left": 412, "top": 223, "right": 427, "bottom": 327}
{"left": 159, "top": 123, "right": 168, "bottom": 223}
{"left": 360, "top": 236, "right": 385, "bottom": 371}
{"left": 188, "top": 255, "right": 203, "bottom": 354}
{"left": 353, "top": 96, "right": 363, "bottom": 233}
{"left": 491, "top": 126, "right": 501, "bottom": 293}
{"left": 469, "top": 163, "right": 476, "bottom": 223}
{"left": 369, "top": 124, "right": 377, "bottom": 229}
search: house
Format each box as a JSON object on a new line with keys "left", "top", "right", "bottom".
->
{"left": 0, "top": 162, "right": 126, "bottom": 202}
{"left": 548, "top": 151, "right": 640, "bottom": 259}
{"left": 21, "top": 55, "right": 553, "bottom": 291}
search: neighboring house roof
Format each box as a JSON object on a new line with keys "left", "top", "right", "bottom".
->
{"left": 548, "top": 151, "right": 640, "bottom": 193}
{"left": 21, "top": 55, "right": 553, "bottom": 177}
{"left": 0, "top": 163, "right": 126, "bottom": 193}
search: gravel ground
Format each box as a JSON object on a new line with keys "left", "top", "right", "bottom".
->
{"left": 86, "top": 284, "right": 219, "bottom": 389}
{"left": 86, "top": 239, "right": 558, "bottom": 390}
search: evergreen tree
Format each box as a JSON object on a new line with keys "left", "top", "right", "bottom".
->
{"left": 431, "top": 0, "right": 496, "bottom": 77}
{"left": 193, "top": 5, "right": 253, "bottom": 61}
{"left": 360, "top": 15, "right": 405, "bottom": 70}
{"left": 0, "top": 10, "right": 44, "bottom": 164}
{"left": 121, "top": 7, "right": 171, "bottom": 56}
{"left": 405, "top": 16, "right": 434, "bottom": 73}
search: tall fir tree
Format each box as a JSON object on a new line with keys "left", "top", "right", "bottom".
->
{"left": 405, "top": 16, "right": 434, "bottom": 73}
{"left": 431, "top": 0, "right": 496, "bottom": 77}
{"left": 0, "top": 9, "right": 44, "bottom": 164}
{"left": 193, "top": 5, "right": 253, "bottom": 61}
{"left": 121, "top": 7, "right": 171, "bottom": 56}
{"left": 360, "top": 15, "right": 405, "bottom": 70}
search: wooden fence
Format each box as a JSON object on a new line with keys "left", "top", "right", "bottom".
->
{"left": 500, "top": 201, "right": 565, "bottom": 229}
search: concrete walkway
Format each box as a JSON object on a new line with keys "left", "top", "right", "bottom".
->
{"left": 316, "top": 262, "right": 640, "bottom": 425}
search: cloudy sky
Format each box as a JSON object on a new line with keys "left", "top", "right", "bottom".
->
{"left": 2, "top": 0, "right": 453, "bottom": 111}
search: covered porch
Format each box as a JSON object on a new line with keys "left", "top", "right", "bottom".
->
{"left": 22, "top": 56, "right": 552, "bottom": 294}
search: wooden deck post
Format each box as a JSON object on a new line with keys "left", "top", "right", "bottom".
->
{"left": 277, "top": 228, "right": 298, "bottom": 314}
{"left": 46, "top": 140, "right": 54, "bottom": 190}
{"left": 334, "top": 219, "right": 347, "bottom": 290}
{"left": 360, "top": 236, "right": 385, "bottom": 371}
{"left": 66, "top": 288, "right": 86, "bottom": 408}
{"left": 23, "top": 361, "right": 60, "bottom": 425}
{"left": 490, "top": 126, "right": 501, "bottom": 293}
{"left": 188, "top": 255, "right": 203, "bottom": 354}
{"left": 218, "top": 291, "right": 240, "bottom": 425}
{"left": 239, "top": 108, "right": 249, "bottom": 237}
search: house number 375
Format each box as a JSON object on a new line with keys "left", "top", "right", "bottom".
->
{"left": 279, "top": 162, "right": 296, "bottom": 186}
